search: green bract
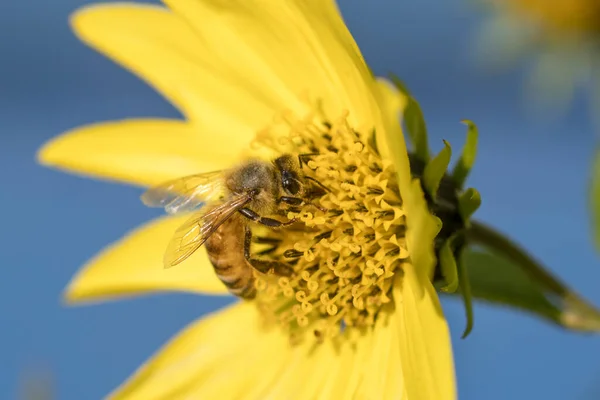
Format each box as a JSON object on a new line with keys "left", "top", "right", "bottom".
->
{"left": 391, "top": 76, "right": 480, "bottom": 337}
{"left": 392, "top": 76, "right": 600, "bottom": 337}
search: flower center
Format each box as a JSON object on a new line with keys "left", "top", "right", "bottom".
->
{"left": 250, "top": 110, "right": 408, "bottom": 341}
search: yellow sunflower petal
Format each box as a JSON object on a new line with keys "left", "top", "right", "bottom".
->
{"left": 110, "top": 302, "right": 291, "bottom": 400}
{"left": 351, "top": 310, "right": 403, "bottom": 399}
{"left": 375, "top": 78, "right": 440, "bottom": 283}
{"left": 37, "top": 119, "right": 236, "bottom": 187}
{"left": 396, "top": 264, "right": 456, "bottom": 400}
{"left": 70, "top": 4, "right": 278, "bottom": 133}
{"left": 109, "top": 274, "right": 449, "bottom": 400}
{"left": 108, "top": 294, "right": 410, "bottom": 400}
{"left": 268, "top": 307, "right": 406, "bottom": 399}
{"left": 162, "top": 0, "right": 379, "bottom": 129}
{"left": 262, "top": 342, "right": 333, "bottom": 399}
{"left": 299, "top": 303, "right": 405, "bottom": 399}
{"left": 372, "top": 78, "right": 410, "bottom": 186}
{"left": 65, "top": 215, "right": 228, "bottom": 304}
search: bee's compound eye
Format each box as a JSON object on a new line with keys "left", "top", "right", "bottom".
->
{"left": 282, "top": 172, "right": 300, "bottom": 195}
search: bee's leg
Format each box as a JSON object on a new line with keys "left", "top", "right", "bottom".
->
{"left": 239, "top": 207, "right": 298, "bottom": 228}
{"left": 278, "top": 196, "right": 327, "bottom": 213}
{"left": 251, "top": 236, "right": 281, "bottom": 256}
{"left": 252, "top": 236, "right": 281, "bottom": 244}
{"left": 255, "top": 246, "right": 278, "bottom": 256}
{"left": 278, "top": 196, "right": 304, "bottom": 206}
{"left": 279, "top": 194, "right": 328, "bottom": 211}
{"left": 274, "top": 208, "right": 300, "bottom": 217}
{"left": 244, "top": 228, "right": 294, "bottom": 276}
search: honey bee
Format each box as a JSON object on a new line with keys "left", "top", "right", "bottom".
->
{"left": 141, "top": 154, "right": 324, "bottom": 299}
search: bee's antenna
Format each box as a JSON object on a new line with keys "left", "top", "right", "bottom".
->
{"left": 298, "top": 152, "right": 320, "bottom": 168}
{"left": 304, "top": 176, "right": 331, "bottom": 193}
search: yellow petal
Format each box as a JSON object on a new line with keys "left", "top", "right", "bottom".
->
{"left": 267, "top": 307, "right": 406, "bottom": 399}
{"left": 109, "top": 273, "right": 450, "bottom": 399}
{"left": 373, "top": 77, "right": 410, "bottom": 186}
{"left": 403, "top": 178, "right": 441, "bottom": 283}
{"left": 352, "top": 309, "right": 403, "bottom": 399}
{"left": 70, "top": 4, "right": 278, "bottom": 133}
{"left": 374, "top": 78, "right": 440, "bottom": 283}
{"left": 396, "top": 265, "right": 456, "bottom": 400}
{"left": 65, "top": 215, "right": 229, "bottom": 304}
{"left": 110, "top": 302, "right": 291, "bottom": 400}
{"left": 110, "top": 298, "right": 404, "bottom": 400}
{"left": 160, "top": 0, "right": 379, "bottom": 129}
{"left": 69, "top": 2, "right": 381, "bottom": 160}
{"left": 37, "top": 119, "right": 238, "bottom": 187}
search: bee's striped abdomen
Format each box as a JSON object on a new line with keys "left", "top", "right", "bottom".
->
{"left": 205, "top": 216, "right": 257, "bottom": 299}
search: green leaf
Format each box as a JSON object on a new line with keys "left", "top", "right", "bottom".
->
{"left": 423, "top": 140, "right": 452, "bottom": 200}
{"left": 458, "top": 188, "right": 482, "bottom": 221}
{"left": 590, "top": 146, "right": 600, "bottom": 250}
{"left": 389, "top": 74, "right": 430, "bottom": 161}
{"left": 439, "top": 237, "right": 459, "bottom": 293}
{"left": 452, "top": 120, "right": 479, "bottom": 187}
{"left": 460, "top": 251, "right": 560, "bottom": 322}
{"left": 445, "top": 221, "right": 600, "bottom": 332}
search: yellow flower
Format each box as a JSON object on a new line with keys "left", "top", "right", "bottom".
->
{"left": 38, "top": 1, "right": 455, "bottom": 399}
{"left": 475, "top": 0, "right": 600, "bottom": 114}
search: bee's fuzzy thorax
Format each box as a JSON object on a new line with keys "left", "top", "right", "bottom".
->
{"left": 225, "top": 159, "right": 280, "bottom": 215}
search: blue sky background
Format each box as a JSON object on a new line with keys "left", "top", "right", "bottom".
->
{"left": 2, "top": 0, "right": 600, "bottom": 399}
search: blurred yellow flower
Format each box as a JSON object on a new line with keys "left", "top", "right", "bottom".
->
{"left": 475, "top": 0, "right": 600, "bottom": 115}
{"left": 499, "top": 0, "right": 600, "bottom": 35}
{"left": 38, "top": 1, "right": 455, "bottom": 399}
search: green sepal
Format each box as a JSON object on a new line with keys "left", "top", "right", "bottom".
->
{"left": 435, "top": 234, "right": 475, "bottom": 338}
{"left": 423, "top": 140, "right": 452, "bottom": 200}
{"left": 452, "top": 120, "right": 479, "bottom": 187}
{"left": 389, "top": 74, "right": 430, "bottom": 161}
{"left": 457, "top": 249, "right": 475, "bottom": 338}
{"left": 389, "top": 74, "right": 412, "bottom": 96}
{"left": 458, "top": 188, "right": 482, "bottom": 222}
{"left": 445, "top": 221, "right": 600, "bottom": 333}
{"left": 439, "top": 236, "right": 459, "bottom": 293}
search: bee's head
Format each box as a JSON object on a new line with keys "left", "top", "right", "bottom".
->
{"left": 274, "top": 154, "right": 304, "bottom": 196}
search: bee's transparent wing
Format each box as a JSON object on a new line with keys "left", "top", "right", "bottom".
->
{"left": 163, "top": 193, "right": 252, "bottom": 268}
{"left": 141, "top": 171, "right": 225, "bottom": 215}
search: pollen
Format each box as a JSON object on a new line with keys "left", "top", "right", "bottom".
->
{"left": 250, "top": 110, "right": 408, "bottom": 341}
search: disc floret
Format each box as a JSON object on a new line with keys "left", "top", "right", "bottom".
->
{"left": 250, "top": 111, "right": 410, "bottom": 340}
